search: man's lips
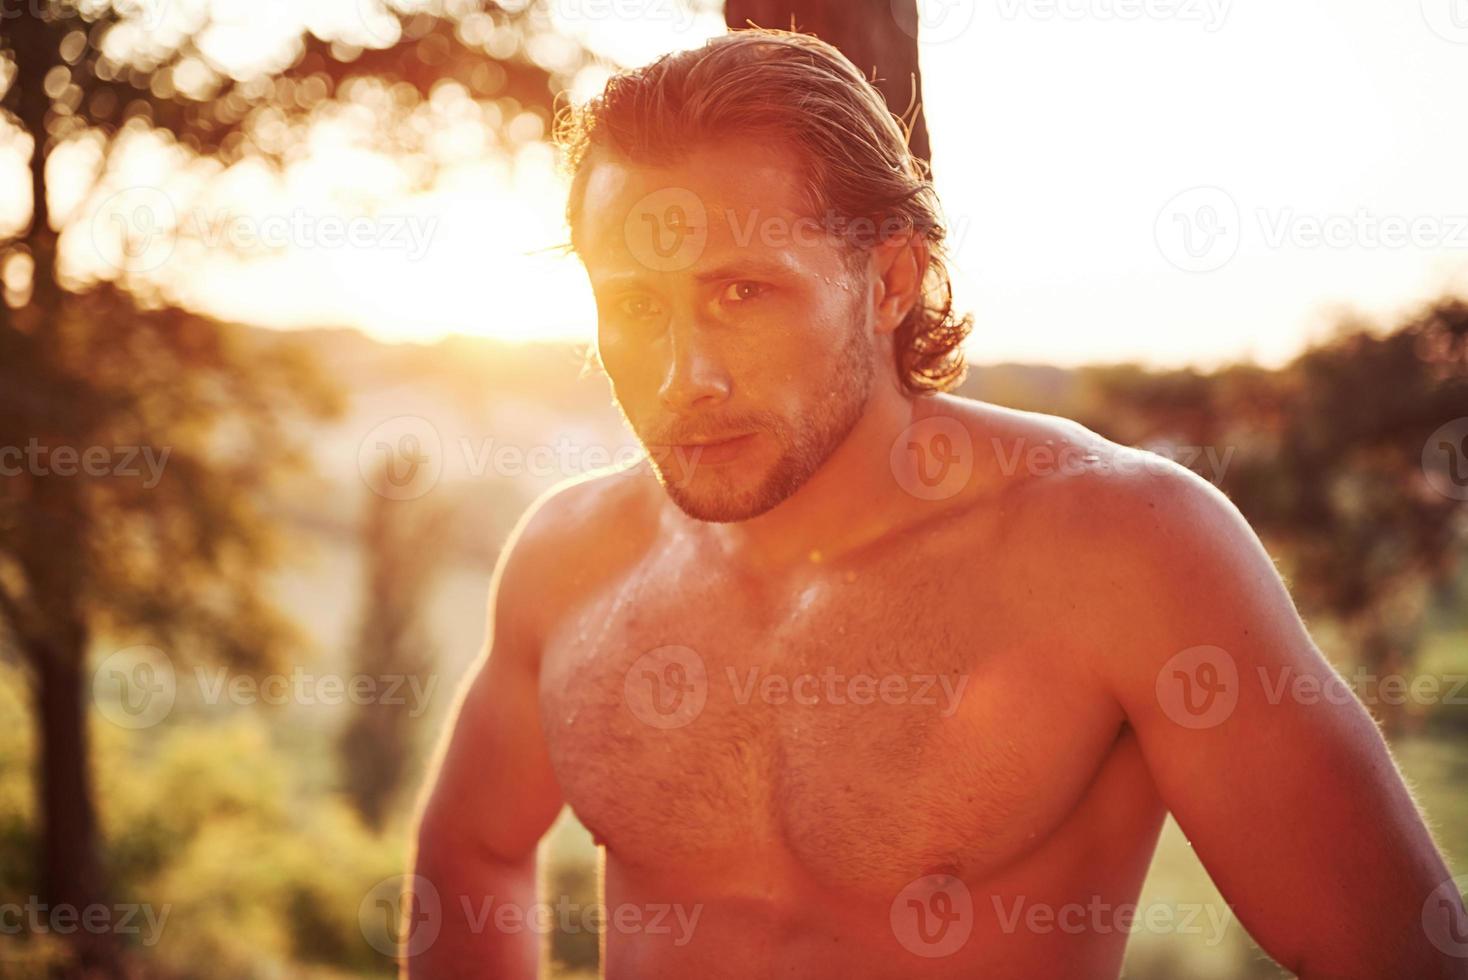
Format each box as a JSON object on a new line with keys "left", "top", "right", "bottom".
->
{"left": 652, "top": 432, "right": 760, "bottom": 466}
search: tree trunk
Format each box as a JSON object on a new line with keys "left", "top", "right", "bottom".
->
{"left": 11, "top": 12, "right": 117, "bottom": 972}
{"left": 12, "top": 9, "right": 61, "bottom": 311}
{"left": 33, "top": 632, "right": 120, "bottom": 975}
{"left": 724, "top": 0, "right": 933, "bottom": 173}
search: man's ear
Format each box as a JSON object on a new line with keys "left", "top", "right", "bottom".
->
{"left": 867, "top": 232, "right": 930, "bottom": 337}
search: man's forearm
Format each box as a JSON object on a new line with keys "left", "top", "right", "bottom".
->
{"left": 404, "top": 835, "right": 541, "bottom": 979}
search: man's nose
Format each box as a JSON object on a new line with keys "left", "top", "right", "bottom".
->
{"left": 658, "top": 325, "right": 731, "bottom": 413}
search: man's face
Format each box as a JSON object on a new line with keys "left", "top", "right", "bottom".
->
{"left": 575, "top": 138, "right": 879, "bottom": 523}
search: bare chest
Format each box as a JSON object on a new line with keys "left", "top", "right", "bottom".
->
{"left": 539, "top": 547, "right": 1123, "bottom": 895}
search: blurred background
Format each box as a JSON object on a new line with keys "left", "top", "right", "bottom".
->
{"left": 1, "top": 0, "right": 1466, "bottom": 977}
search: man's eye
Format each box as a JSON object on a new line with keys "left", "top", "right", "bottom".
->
{"left": 721, "top": 281, "right": 766, "bottom": 304}
{"left": 616, "top": 296, "right": 660, "bottom": 320}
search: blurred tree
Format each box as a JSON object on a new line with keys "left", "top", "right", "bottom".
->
{"left": 338, "top": 467, "right": 448, "bottom": 832}
{"left": 0, "top": 1, "right": 593, "bottom": 972}
{"left": 724, "top": 0, "right": 933, "bottom": 172}
{"left": 1082, "top": 299, "right": 1468, "bottom": 730}
{"left": 0, "top": 281, "right": 335, "bottom": 975}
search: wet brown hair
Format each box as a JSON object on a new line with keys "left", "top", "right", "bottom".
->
{"left": 554, "top": 27, "right": 972, "bottom": 395}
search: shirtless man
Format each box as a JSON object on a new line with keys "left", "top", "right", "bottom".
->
{"left": 407, "top": 29, "right": 1467, "bottom": 979}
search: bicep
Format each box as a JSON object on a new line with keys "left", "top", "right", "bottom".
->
{"left": 418, "top": 642, "right": 563, "bottom": 862}
{"left": 1103, "top": 473, "right": 1458, "bottom": 976}
{"left": 416, "top": 536, "right": 564, "bottom": 863}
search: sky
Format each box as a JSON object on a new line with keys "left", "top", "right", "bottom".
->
{"left": 14, "top": 0, "right": 1468, "bottom": 368}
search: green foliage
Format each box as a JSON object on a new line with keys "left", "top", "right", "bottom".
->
{"left": 1074, "top": 299, "right": 1468, "bottom": 726}
{"left": 0, "top": 287, "right": 340, "bottom": 674}
{"left": 0, "top": 660, "right": 407, "bottom": 978}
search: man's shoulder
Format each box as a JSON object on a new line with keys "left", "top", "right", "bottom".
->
{"left": 494, "top": 457, "right": 661, "bottom": 632}
{"left": 940, "top": 395, "right": 1257, "bottom": 588}
{"left": 952, "top": 397, "right": 1290, "bottom": 681}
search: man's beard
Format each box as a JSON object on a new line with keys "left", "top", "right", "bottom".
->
{"left": 630, "top": 324, "right": 877, "bottom": 524}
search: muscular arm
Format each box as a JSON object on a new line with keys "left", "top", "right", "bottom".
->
{"left": 405, "top": 496, "right": 567, "bottom": 979}
{"left": 1092, "top": 460, "right": 1467, "bottom": 978}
